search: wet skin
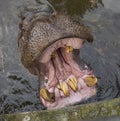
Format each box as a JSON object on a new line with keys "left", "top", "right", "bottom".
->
{"left": 18, "top": 8, "right": 97, "bottom": 109}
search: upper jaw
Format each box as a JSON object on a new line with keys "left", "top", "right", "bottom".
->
{"left": 39, "top": 37, "right": 85, "bottom": 63}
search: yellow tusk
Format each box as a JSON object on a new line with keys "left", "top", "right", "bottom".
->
{"left": 68, "top": 77, "right": 78, "bottom": 92}
{"left": 65, "top": 46, "right": 73, "bottom": 53}
{"left": 57, "top": 82, "right": 70, "bottom": 96}
{"left": 84, "top": 75, "right": 97, "bottom": 87}
{"left": 40, "top": 88, "right": 55, "bottom": 102}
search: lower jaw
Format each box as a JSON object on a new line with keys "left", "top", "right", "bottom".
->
{"left": 48, "top": 88, "right": 96, "bottom": 109}
{"left": 39, "top": 38, "right": 97, "bottom": 109}
{"left": 40, "top": 73, "right": 97, "bottom": 109}
{"left": 41, "top": 78, "right": 96, "bottom": 109}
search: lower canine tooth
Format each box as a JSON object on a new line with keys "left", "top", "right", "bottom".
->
{"left": 40, "top": 88, "right": 55, "bottom": 102}
{"left": 65, "top": 46, "right": 73, "bottom": 53}
{"left": 68, "top": 77, "right": 78, "bottom": 91}
{"left": 57, "top": 82, "right": 69, "bottom": 96}
{"left": 84, "top": 75, "right": 97, "bottom": 87}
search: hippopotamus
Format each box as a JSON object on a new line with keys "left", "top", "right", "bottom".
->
{"left": 18, "top": 4, "right": 97, "bottom": 109}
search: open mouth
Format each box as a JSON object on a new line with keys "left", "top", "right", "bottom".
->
{"left": 38, "top": 37, "right": 97, "bottom": 109}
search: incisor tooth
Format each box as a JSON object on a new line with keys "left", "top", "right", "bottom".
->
{"left": 65, "top": 46, "right": 73, "bottom": 53}
{"left": 57, "top": 82, "right": 69, "bottom": 96}
{"left": 68, "top": 77, "right": 78, "bottom": 92}
{"left": 84, "top": 75, "right": 97, "bottom": 87}
{"left": 40, "top": 88, "right": 55, "bottom": 102}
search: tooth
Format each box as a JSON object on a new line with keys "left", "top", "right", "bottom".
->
{"left": 84, "top": 75, "right": 97, "bottom": 87}
{"left": 51, "top": 51, "right": 57, "bottom": 58}
{"left": 57, "top": 82, "right": 69, "bottom": 96}
{"left": 73, "top": 77, "right": 78, "bottom": 84}
{"left": 40, "top": 88, "right": 55, "bottom": 102}
{"left": 68, "top": 77, "right": 78, "bottom": 92}
{"left": 65, "top": 46, "right": 73, "bottom": 53}
{"left": 57, "top": 84, "right": 61, "bottom": 89}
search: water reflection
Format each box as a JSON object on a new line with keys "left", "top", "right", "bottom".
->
{"left": 49, "top": 0, "right": 103, "bottom": 16}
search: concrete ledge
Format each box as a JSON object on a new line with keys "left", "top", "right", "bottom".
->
{"left": 0, "top": 97, "right": 120, "bottom": 121}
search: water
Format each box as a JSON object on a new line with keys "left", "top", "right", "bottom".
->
{"left": 0, "top": 0, "right": 120, "bottom": 114}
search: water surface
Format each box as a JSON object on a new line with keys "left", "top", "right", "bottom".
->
{"left": 0, "top": 0, "right": 120, "bottom": 114}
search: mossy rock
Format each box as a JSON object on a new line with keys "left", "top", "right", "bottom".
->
{"left": 0, "top": 98, "right": 120, "bottom": 121}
